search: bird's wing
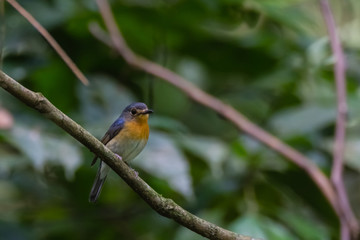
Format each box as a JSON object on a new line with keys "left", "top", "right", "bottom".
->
{"left": 91, "top": 117, "right": 125, "bottom": 166}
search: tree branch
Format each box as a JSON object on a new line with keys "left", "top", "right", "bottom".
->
{"left": 94, "top": 0, "right": 340, "bottom": 217}
{"left": 0, "top": 70, "right": 256, "bottom": 240}
{"left": 319, "top": 0, "right": 359, "bottom": 238}
{"left": 5, "top": 0, "right": 89, "bottom": 85}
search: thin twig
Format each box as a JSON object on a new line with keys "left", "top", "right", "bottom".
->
{"left": 0, "top": 70, "right": 256, "bottom": 240}
{"left": 319, "top": 0, "right": 359, "bottom": 238}
{"left": 6, "top": 0, "right": 89, "bottom": 85}
{"left": 95, "top": 0, "right": 340, "bottom": 216}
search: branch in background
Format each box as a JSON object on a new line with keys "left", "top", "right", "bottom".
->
{"left": 5, "top": 0, "right": 89, "bottom": 85}
{"left": 94, "top": 0, "right": 340, "bottom": 217}
{"left": 0, "top": 70, "right": 256, "bottom": 240}
{"left": 319, "top": 0, "right": 359, "bottom": 239}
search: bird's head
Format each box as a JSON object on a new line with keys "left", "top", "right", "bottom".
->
{"left": 122, "top": 102, "right": 153, "bottom": 123}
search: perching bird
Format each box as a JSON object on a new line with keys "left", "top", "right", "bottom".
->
{"left": 89, "top": 102, "right": 153, "bottom": 203}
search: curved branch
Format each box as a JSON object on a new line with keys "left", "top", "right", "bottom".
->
{"left": 0, "top": 70, "right": 256, "bottom": 240}
{"left": 319, "top": 0, "right": 359, "bottom": 238}
{"left": 94, "top": 0, "right": 339, "bottom": 216}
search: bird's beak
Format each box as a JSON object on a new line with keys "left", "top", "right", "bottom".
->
{"left": 142, "top": 109, "right": 153, "bottom": 115}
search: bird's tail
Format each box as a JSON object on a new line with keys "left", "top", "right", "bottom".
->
{"left": 89, "top": 161, "right": 109, "bottom": 203}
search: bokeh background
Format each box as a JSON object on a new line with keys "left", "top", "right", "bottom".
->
{"left": 1, "top": 0, "right": 360, "bottom": 239}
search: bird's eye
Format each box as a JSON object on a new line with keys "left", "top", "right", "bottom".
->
{"left": 131, "top": 109, "right": 137, "bottom": 115}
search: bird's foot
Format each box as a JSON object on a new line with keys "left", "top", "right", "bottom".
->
{"left": 115, "top": 154, "right": 123, "bottom": 161}
{"left": 125, "top": 162, "right": 139, "bottom": 177}
{"left": 132, "top": 168, "right": 139, "bottom": 178}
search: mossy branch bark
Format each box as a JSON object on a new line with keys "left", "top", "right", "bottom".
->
{"left": 0, "top": 70, "right": 256, "bottom": 240}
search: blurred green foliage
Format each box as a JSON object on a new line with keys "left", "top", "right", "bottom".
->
{"left": 1, "top": 0, "right": 360, "bottom": 239}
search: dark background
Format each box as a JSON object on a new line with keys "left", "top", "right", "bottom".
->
{"left": 1, "top": 0, "right": 360, "bottom": 239}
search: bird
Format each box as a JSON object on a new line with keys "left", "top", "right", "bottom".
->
{"left": 89, "top": 102, "right": 153, "bottom": 203}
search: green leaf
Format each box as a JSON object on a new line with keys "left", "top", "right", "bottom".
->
{"left": 324, "top": 138, "right": 360, "bottom": 172}
{"left": 306, "top": 37, "right": 332, "bottom": 68}
{"left": 77, "top": 75, "right": 135, "bottom": 124}
{"left": 8, "top": 126, "right": 46, "bottom": 170}
{"left": 149, "top": 115, "right": 188, "bottom": 133}
{"left": 8, "top": 125, "right": 82, "bottom": 180}
{"left": 270, "top": 104, "right": 335, "bottom": 137}
{"left": 0, "top": 180, "right": 21, "bottom": 223}
{"left": 41, "top": 135, "right": 83, "bottom": 180}
{"left": 229, "top": 213, "right": 299, "bottom": 240}
{"left": 135, "top": 132, "right": 193, "bottom": 199}
{"left": 261, "top": 218, "right": 298, "bottom": 240}
{"left": 278, "top": 210, "right": 330, "bottom": 240}
{"left": 179, "top": 135, "right": 229, "bottom": 178}
{"left": 228, "top": 213, "right": 266, "bottom": 239}
{"left": 176, "top": 58, "right": 208, "bottom": 88}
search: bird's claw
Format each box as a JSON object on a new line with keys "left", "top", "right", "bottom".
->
{"left": 126, "top": 163, "right": 139, "bottom": 177}
{"left": 115, "top": 154, "right": 138, "bottom": 177}
{"left": 132, "top": 168, "right": 139, "bottom": 177}
{"left": 115, "top": 154, "right": 122, "bottom": 161}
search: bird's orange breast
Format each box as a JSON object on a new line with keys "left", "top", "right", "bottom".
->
{"left": 122, "top": 117, "right": 149, "bottom": 140}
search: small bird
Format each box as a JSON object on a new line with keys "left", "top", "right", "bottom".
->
{"left": 89, "top": 102, "right": 153, "bottom": 203}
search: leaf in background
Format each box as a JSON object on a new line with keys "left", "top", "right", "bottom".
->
{"left": 0, "top": 180, "right": 20, "bottom": 222}
{"left": 297, "top": 73, "right": 336, "bottom": 105}
{"left": 228, "top": 213, "right": 266, "bottom": 239}
{"left": 324, "top": 138, "right": 360, "bottom": 172}
{"left": 179, "top": 135, "right": 229, "bottom": 178}
{"left": 0, "top": 154, "right": 28, "bottom": 176}
{"left": 173, "top": 227, "right": 206, "bottom": 240}
{"left": 306, "top": 37, "right": 331, "bottom": 69}
{"left": 8, "top": 125, "right": 82, "bottom": 180}
{"left": 77, "top": 75, "right": 135, "bottom": 125}
{"left": 341, "top": 3, "right": 360, "bottom": 50}
{"left": 149, "top": 115, "right": 188, "bottom": 134}
{"left": 270, "top": 104, "right": 335, "bottom": 137}
{"left": 21, "top": 0, "right": 76, "bottom": 28}
{"left": 9, "top": 126, "right": 46, "bottom": 170}
{"left": 135, "top": 132, "right": 193, "bottom": 199}
{"left": 42, "top": 136, "right": 82, "bottom": 180}
{"left": 262, "top": 219, "right": 298, "bottom": 240}
{"left": 152, "top": 80, "right": 190, "bottom": 118}
{"left": 347, "top": 96, "right": 360, "bottom": 128}
{"left": 278, "top": 210, "right": 330, "bottom": 240}
{"left": 235, "top": 135, "right": 289, "bottom": 171}
{"left": 229, "top": 213, "right": 298, "bottom": 240}
{"left": 176, "top": 58, "right": 207, "bottom": 88}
